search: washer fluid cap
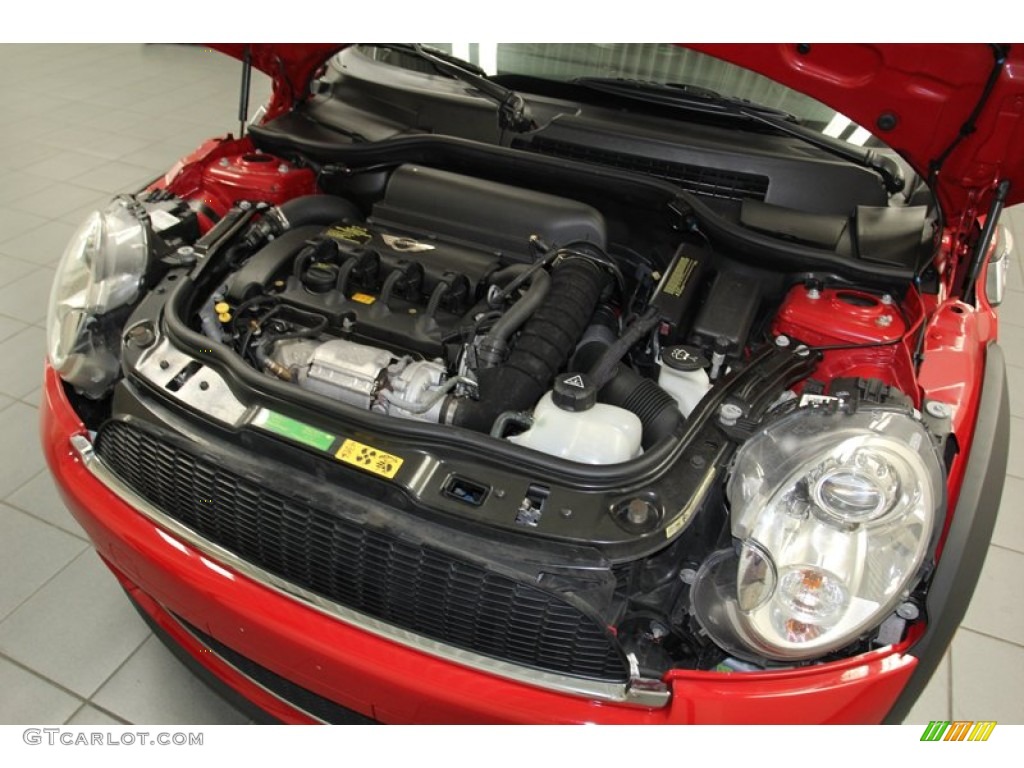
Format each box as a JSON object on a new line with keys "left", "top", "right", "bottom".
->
{"left": 662, "top": 345, "right": 709, "bottom": 372}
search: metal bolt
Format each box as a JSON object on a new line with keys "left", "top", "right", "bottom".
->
{"left": 925, "top": 400, "right": 951, "bottom": 419}
{"left": 775, "top": 334, "right": 791, "bottom": 348}
{"left": 807, "top": 287, "right": 821, "bottom": 300}
{"left": 199, "top": 381, "right": 209, "bottom": 391}
{"left": 881, "top": 294, "right": 894, "bottom": 305}
{"left": 679, "top": 568, "right": 698, "bottom": 585}
{"left": 159, "top": 360, "right": 170, "bottom": 370}
{"left": 560, "top": 507, "right": 573, "bottom": 519}
{"left": 278, "top": 163, "right": 290, "bottom": 173}
{"left": 238, "top": 201, "right": 252, "bottom": 211}
{"left": 219, "top": 158, "right": 229, "bottom": 167}
{"left": 126, "top": 323, "right": 156, "bottom": 349}
{"left": 896, "top": 602, "right": 920, "bottom": 621}
{"left": 626, "top": 499, "right": 652, "bottom": 526}
{"left": 690, "top": 455, "right": 706, "bottom": 469}
{"left": 494, "top": 488, "right": 505, "bottom": 499}
{"left": 876, "top": 314, "right": 893, "bottom": 327}
{"left": 719, "top": 403, "right": 743, "bottom": 426}
{"left": 177, "top": 245, "right": 194, "bottom": 258}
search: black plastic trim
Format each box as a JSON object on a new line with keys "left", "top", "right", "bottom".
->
{"left": 884, "top": 342, "right": 1009, "bottom": 723}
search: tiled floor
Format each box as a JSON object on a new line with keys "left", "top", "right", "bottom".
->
{"left": 0, "top": 44, "right": 267, "bottom": 725}
{"left": 0, "top": 43, "right": 1022, "bottom": 725}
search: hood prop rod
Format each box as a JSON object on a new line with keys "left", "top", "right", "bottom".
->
{"left": 238, "top": 45, "right": 252, "bottom": 138}
{"left": 964, "top": 178, "right": 1011, "bottom": 305}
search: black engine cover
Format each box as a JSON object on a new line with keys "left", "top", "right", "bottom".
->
{"left": 224, "top": 165, "right": 609, "bottom": 359}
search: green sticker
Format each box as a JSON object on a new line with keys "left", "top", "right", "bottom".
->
{"left": 254, "top": 409, "right": 335, "bottom": 451}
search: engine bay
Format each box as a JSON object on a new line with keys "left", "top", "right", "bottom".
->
{"left": 165, "top": 154, "right": 923, "bottom": 463}
{"left": 86, "top": 134, "right": 946, "bottom": 679}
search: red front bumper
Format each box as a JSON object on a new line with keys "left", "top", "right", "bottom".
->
{"left": 41, "top": 364, "right": 918, "bottom": 724}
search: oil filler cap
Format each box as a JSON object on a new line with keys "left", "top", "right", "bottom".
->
{"left": 552, "top": 372, "right": 597, "bottom": 412}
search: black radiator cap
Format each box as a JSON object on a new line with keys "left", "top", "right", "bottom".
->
{"left": 552, "top": 372, "right": 597, "bottom": 412}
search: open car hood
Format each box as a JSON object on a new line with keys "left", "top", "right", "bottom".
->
{"left": 211, "top": 43, "right": 1024, "bottom": 221}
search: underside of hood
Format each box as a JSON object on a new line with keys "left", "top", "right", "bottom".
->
{"left": 692, "top": 44, "right": 1024, "bottom": 219}
{"left": 211, "top": 43, "right": 1024, "bottom": 221}
{"left": 209, "top": 43, "right": 344, "bottom": 117}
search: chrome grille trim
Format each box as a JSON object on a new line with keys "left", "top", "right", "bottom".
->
{"left": 71, "top": 434, "right": 670, "bottom": 709}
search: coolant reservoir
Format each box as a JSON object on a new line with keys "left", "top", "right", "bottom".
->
{"left": 509, "top": 373, "right": 642, "bottom": 464}
{"left": 658, "top": 345, "right": 711, "bottom": 418}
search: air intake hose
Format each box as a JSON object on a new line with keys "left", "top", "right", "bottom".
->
{"left": 599, "top": 368, "right": 681, "bottom": 447}
{"left": 573, "top": 322, "right": 682, "bottom": 449}
{"left": 239, "top": 195, "right": 362, "bottom": 251}
{"left": 450, "top": 257, "right": 607, "bottom": 432}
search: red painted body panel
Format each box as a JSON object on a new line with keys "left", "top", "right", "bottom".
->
{"left": 150, "top": 136, "right": 316, "bottom": 226}
{"left": 41, "top": 365, "right": 918, "bottom": 724}
{"left": 117, "top": 575, "right": 320, "bottom": 725}
{"left": 201, "top": 152, "right": 317, "bottom": 211}
{"left": 690, "top": 44, "right": 1024, "bottom": 217}
{"left": 774, "top": 286, "right": 907, "bottom": 347}
{"left": 918, "top": 299, "right": 994, "bottom": 556}
{"left": 207, "top": 44, "right": 344, "bottom": 121}
{"left": 772, "top": 284, "right": 920, "bottom": 401}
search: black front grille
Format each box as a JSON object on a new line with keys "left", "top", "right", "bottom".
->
{"left": 516, "top": 137, "right": 770, "bottom": 202}
{"left": 96, "top": 420, "right": 627, "bottom": 682}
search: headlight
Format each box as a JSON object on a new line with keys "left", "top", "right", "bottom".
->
{"left": 46, "top": 199, "right": 149, "bottom": 398}
{"left": 693, "top": 406, "right": 943, "bottom": 662}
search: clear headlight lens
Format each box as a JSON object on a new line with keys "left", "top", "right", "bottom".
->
{"left": 693, "top": 406, "right": 943, "bottom": 662}
{"left": 46, "top": 199, "right": 148, "bottom": 398}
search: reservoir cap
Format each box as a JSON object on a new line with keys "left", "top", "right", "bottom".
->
{"left": 662, "top": 345, "right": 709, "bottom": 372}
{"left": 552, "top": 372, "right": 597, "bottom": 412}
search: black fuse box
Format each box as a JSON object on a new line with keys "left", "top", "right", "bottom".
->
{"left": 650, "top": 243, "right": 708, "bottom": 344}
{"left": 689, "top": 271, "right": 761, "bottom": 356}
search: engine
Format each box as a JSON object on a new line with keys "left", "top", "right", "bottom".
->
{"left": 205, "top": 165, "right": 637, "bottom": 435}
{"left": 190, "top": 164, "right": 709, "bottom": 463}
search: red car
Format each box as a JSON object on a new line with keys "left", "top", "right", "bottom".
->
{"left": 42, "top": 44, "right": 1017, "bottom": 724}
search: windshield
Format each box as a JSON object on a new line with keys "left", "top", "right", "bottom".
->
{"left": 365, "top": 43, "right": 878, "bottom": 147}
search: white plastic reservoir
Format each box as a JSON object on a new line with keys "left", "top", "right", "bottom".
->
{"left": 509, "top": 388, "right": 643, "bottom": 465}
{"left": 658, "top": 345, "right": 711, "bottom": 418}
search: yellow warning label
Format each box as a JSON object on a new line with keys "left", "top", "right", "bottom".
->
{"left": 350, "top": 292, "right": 376, "bottom": 305}
{"left": 336, "top": 439, "right": 404, "bottom": 479}
{"left": 326, "top": 224, "right": 372, "bottom": 245}
{"left": 662, "top": 257, "right": 697, "bottom": 298}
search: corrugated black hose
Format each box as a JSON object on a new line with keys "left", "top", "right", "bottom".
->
{"left": 449, "top": 257, "right": 607, "bottom": 432}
